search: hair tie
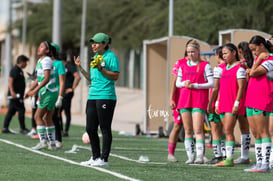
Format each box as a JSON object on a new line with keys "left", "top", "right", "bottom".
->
{"left": 187, "top": 43, "right": 200, "bottom": 49}
{"left": 44, "top": 41, "right": 50, "bottom": 49}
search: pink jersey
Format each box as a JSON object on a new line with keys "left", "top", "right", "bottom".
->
{"left": 172, "top": 58, "right": 187, "bottom": 105}
{"left": 172, "top": 88, "right": 182, "bottom": 123}
{"left": 176, "top": 60, "right": 210, "bottom": 110}
{"left": 219, "top": 63, "right": 246, "bottom": 115}
{"left": 245, "top": 57, "right": 273, "bottom": 112}
{"left": 172, "top": 58, "right": 187, "bottom": 76}
{"left": 171, "top": 58, "right": 187, "bottom": 123}
{"left": 209, "top": 63, "right": 226, "bottom": 113}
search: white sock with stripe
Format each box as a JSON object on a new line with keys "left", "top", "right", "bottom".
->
{"left": 46, "top": 126, "right": 56, "bottom": 145}
{"left": 185, "top": 138, "right": 194, "bottom": 160}
{"left": 37, "top": 125, "right": 47, "bottom": 143}
{"left": 196, "top": 139, "right": 205, "bottom": 159}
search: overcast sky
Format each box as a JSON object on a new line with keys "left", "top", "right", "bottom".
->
{"left": 0, "top": 0, "right": 46, "bottom": 26}
{"left": 0, "top": 0, "right": 8, "bottom": 25}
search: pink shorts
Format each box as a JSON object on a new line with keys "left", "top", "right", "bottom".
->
{"left": 173, "top": 109, "right": 182, "bottom": 124}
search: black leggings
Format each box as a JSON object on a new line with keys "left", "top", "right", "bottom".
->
{"left": 86, "top": 99, "right": 116, "bottom": 162}
{"left": 52, "top": 107, "right": 62, "bottom": 142}
{"left": 60, "top": 92, "right": 74, "bottom": 132}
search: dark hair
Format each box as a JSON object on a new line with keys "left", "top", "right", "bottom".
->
{"left": 16, "top": 55, "right": 29, "bottom": 64}
{"left": 43, "top": 41, "right": 54, "bottom": 57}
{"left": 268, "top": 35, "right": 273, "bottom": 46}
{"left": 184, "top": 39, "right": 194, "bottom": 57}
{"left": 222, "top": 43, "right": 240, "bottom": 61}
{"left": 51, "top": 44, "right": 60, "bottom": 60}
{"left": 215, "top": 46, "right": 223, "bottom": 59}
{"left": 59, "top": 52, "right": 67, "bottom": 61}
{"left": 104, "top": 37, "right": 112, "bottom": 50}
{"left": 249, "top": 35, "right": 273, "bottom": 53}
{"left": 238, "top": 41, "right": 254, "bottom": 68}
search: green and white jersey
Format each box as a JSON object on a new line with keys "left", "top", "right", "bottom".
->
{"left": 36, "top": 56, "right": 58, "bottom": 94}
{"left": 53, "top": 60, "right": 66, "bottom": 89}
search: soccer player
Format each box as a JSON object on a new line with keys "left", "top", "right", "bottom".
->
{"left": 25, "top": 41, "right": 58, "bottom": 150}
{"left": 232, "top": 41, "right": 254, "bottom": 164}
{"left": 50, "top": 43, "right": 66, "bottom": 149}
{"left": 215, "top": 43, "right": 246, "bottom": 167}
{"left": 176, "top": 40, "right": 214, "bottom": 164}
{"left": 168, "top": 59, "right": 184, "bottom": 162}
{"left": 244, "top": 35, "right": 273, "bottom": 173}
{"left": 206, "top": 46, "right": 226, "bottom": 164}
{"left": 167, "top": 39, "right": 194, "bottom": 162}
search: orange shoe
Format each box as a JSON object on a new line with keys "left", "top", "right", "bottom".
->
{"left": 215, "top": 158, "right": 234, "bottom": 167}
{"left": 31, "top": 134, "right": 39, "bottom": 139}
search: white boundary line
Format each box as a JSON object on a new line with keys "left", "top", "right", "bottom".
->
{"left": 0, "top": 139, "right": 141, "bottom": 181}
{"left": 76, "top": 145, "right": 167, "bottom": 165}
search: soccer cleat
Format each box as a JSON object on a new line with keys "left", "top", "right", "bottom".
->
{"left": 234, "top": 157, "right": 250, "bottom": 164}
{"left": 32, "top": 142, "right": 47, "bottom": 150}
{"left": 244, "top": 163, "right": 261, "bottom": 172}
{"left": 167, "top": 154, "right": 178, "bottom": 162}
{"left": 20, "top": 128, "right": 30, "bottom": 135}
{"left": 91, "top": 158, "right": 109, "bottom": 167}
{"left": 80, "top": 157, "right": 96, "bottom": 166}
{"left": 31, "top": 134, "right": 39, "bottom": 139}
{"left": 215, "top": 158, "right": 234, "bottom": 167}
{"left": 27, "top": 129, "right": 37, "bottom": 136}
{"left": 206, "top": 157, "right": 223, "bottom": 164}
{"left": 55, "top": 141, "right": 63, "bottom": 149}
{"left": 250, "top": 164, "right": 270, "bottom": 173}
{"left": 185, "top": 157, "right": 195, "bottom": 164}
{"left": 194, "top": 156, "right": 204, "bottom": 164}
{"left": 48, "top": 143, "right": 56, "bottom": 151}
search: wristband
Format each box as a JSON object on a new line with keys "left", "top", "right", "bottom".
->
{"left": 215, "top": 101, "right": 219, "bottom": 107}
{"left": 234, "top": 100, "right": 240, "bottom": 107}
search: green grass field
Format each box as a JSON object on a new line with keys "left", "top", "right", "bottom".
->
{"left": 0, "top": 114, "right": 272, "bottom": 181}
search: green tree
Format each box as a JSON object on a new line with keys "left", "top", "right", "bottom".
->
{"left": 14, "top": 0, "right": 273, "bottom": 50}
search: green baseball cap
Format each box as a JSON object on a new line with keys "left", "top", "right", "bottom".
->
{"left": 51, "top": 43, "right": 60, "bottom": 52}
{"left": 88, "top": 32, "right": 109, "bottom": 43}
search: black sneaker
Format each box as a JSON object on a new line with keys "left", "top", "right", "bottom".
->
{"left": 63, "top": 132, "right": 69, "bottom": 137}
{"left": 2, "top": 128, "right": 14, "bottom": 134}
{"left": 206, "top": 157, "right": 223, "bottom": 164}
{"left": 20, "top": 128, "right": 30, "bottom": 135}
